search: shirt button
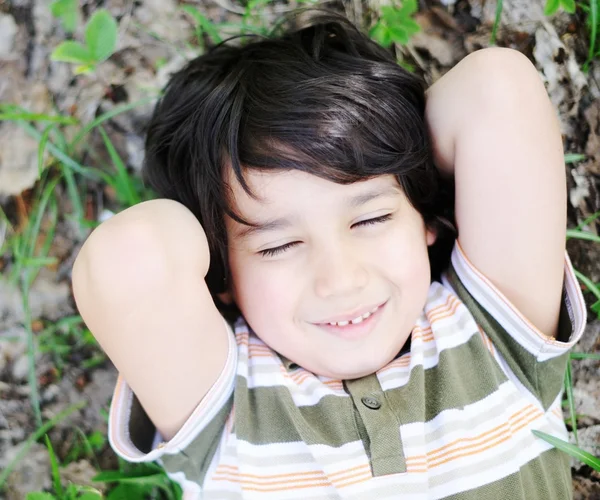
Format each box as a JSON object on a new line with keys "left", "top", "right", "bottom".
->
{"left": 361, "top": 396, "right": 382, "bottom": 410}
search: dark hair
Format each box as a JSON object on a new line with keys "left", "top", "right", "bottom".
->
{"left": 143, "top": 9, "right": 457, "bottom": 310}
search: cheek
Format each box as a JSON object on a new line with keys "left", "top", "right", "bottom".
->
{"left": 376, "top": 224, "right": 431, "bottom": 281}
{"left": 230, "top": 258, "right": 295, "bottom": 327}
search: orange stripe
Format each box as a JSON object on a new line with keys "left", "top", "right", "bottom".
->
{"left": 332, "top": 471, "right": 373, "bottom": 489}
{"left": 426, "top": 295, "right": 460, "bottom": 323}
{"left": 408, "top": 404, "right": 537, "bottom": 463}
{"left": 404, "top": 405, "right": 543, "bottom": 470}
{"left": 454, "top": 241, "right": 564, "bottom": 343}
{"left": 425, "top": 293, "right": 455, "bottom": 317}
{"left": 214, "top": 463, "right": 369, "bottom": 481}
{"left": 379, "top": 356, "right": 411, "bottom": 374}
{"left": 426, "top": 408, "right": 544, "bottom": 469}
{"left": 213, "top": 466, "right": 372, "bottom": 491}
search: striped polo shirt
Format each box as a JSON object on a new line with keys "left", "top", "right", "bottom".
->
{"left": 108, "top": 241, "right": 587, "bottom": 499}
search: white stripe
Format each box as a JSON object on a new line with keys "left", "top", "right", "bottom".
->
{"left": 450, "top": 242, "right": 587, "bottom": 359}
{"left": 108, "top": 317, "right": 237, "bottom": 461}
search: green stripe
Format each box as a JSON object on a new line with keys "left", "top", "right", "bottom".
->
{"left": 385, "top": 333, "right": 509, "bottom": 424}
{"left": 446, "top": 265, "right": 571, "bottom": 410}
{"left": 234, "top": 376, "right": 360, "bottom": 446}
{"left": 162, "top": 397, "right": 233, "bottom": 484}
{"left": 233, "top": 333, "right": 508, "bottom": 449}
{"left": 442, "top": 448, "right": 572, "bottom": 500}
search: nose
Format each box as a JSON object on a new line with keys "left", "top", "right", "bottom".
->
{"left": 313, "top": 242, "right": 369, "bottom": 299}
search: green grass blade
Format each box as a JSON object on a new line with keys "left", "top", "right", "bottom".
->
{"left": 0, "top": 111, "right": 77, "bottom": 124}
{"left": 0, "top": 400, "right": 86, "bottom": 490}
{"left": 98, "top": 126, "right": 140, "bottom": 207}
{"left": 573, "top": 269, "right": 600, "bottom": 301}
{"left": 564, "top": 153, "right": 587, "bottom": 164}
{"left": 37, "top": 125, "right": 55, "bottom": 178}
{"left": 44, "top": 435, "right": 64, "bottom": 498}
{"left": 14, "top": 120, "right": 104, "bottom": 180}
{"left": 566, "top": 229, "right": 600, "bottom": 243}
{"left": 69, "top": 96, "right": 158, "bottom": 150}
{"left": 60, "top": 161, "right": 85, "bottom": 232}
{"left": 587, "top": 0, "right": 598, "bottom": 68}
{"left": 574, "top": 210, "right": 600, "bottom": 231}
{"left": 564, "top": 359, "right": 578, "bottom": 445}
{"left": 24, "top": 177, "right": 60, "bottom": 261}
{"left": 490, "top": 0, "right": 504, "bottom": 45}
{"left": 570, "top": 352, "right": 600, "bottom": 360}
{"left": 532, "top": 430, "right": 600, "bottom": 470}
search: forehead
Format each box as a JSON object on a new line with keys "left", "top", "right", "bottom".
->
{"left": 226, "top": 168, "right": 402, "bottom": 216}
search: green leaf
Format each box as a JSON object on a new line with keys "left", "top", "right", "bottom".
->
{"left": 388, "top": 25, "right": 410, "bottom": 45}
{"left": 532, "top": 430, "right": 600, "bottom": 470}
{"left": 398, "top": 0, "right": 418, "bottom": 15}
{"left": 592, "top": 299, "right": 600, "bottom": 317}
{"left": 399, "top": 18, "right": 421, "bottom": 36}
{"left": 560, "top": 0, "right": 576, "bottom": 14}
{"left": 544, "top": 0, "right": 560, "bottom": 16}
{"left": 51, "top": 41, "right": 93, "bottom": 64}
{"left": 50, "top": 0, "right": 78, "bottom": 32}
{"left": 74, "top": 64, "right": 95, "bottom": 75}
{"left": 44, "top": 435, "right": 64, "bottom": 498}
{"left": 370, "top": 23, "right": 392, "bottom": 47}
{"left": 26, "top": 493, "right": 56, "bottom": 500}
{"left": 85, "top": 9, "right": 118, "bottom": 62}
{"left": 78, "top": 492, "right": 104, "bottom": 500}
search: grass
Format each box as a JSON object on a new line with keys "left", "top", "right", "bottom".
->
{"left": 1, "top": 1, "right": 600, "bottom": 498}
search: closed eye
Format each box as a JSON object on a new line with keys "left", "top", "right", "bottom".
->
{"left": 258, "top": 214, "right": 393, "bottom": 258}
{"left": 352, "top": 213, "right": 393, "bottom": 228}
{"left": 259, "top": 241, "right": 300, "bottom": 258}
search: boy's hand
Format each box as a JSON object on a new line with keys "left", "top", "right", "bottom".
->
{"left": 425, "top": 48, "right": 566, "bottom": 339}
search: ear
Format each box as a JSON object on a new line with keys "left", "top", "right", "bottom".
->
{"left": 426, "top": 227, "right": 437, "bottom": 246}
{"left": 217, "top": 291, "right": 235, "bottom": 305}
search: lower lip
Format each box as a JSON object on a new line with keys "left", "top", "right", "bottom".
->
{"left": 314, "top": 301, "right": 387, "bottom": 341}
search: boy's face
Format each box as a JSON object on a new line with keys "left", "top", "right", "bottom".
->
{"left": 224, "top": 168, "right": 436, "bottom": 380}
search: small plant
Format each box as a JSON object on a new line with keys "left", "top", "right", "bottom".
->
{"left": 51, "top": 9, "right": 118, "bottom": 74}
{"left": 50, "top": 0, "right": 79, "bottom": 34}
{"left": 93, "top": 461, "right": 183, "bottom": 500}
{"left": 544, "top": 0, "right": 576, "bottom": 16}
{"left": 370, "top": 0, "right": 421, "bottom": 47}
{"left": 38, "top": 316, "right": 106, "bottom": 377}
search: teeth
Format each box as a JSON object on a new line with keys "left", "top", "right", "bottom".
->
{"left": 327, "top": 305, "right": 380, "bottom": 327}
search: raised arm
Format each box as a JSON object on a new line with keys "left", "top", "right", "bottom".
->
{"left": 72, "top": 199, "right": 230, "bottom": 440}
{"left": 425, "top": 47, "right": 566, "bottom": 339}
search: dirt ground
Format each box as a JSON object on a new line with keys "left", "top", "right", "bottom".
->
{"left": 0, "top": 0, "right": 599, "bottom": 498}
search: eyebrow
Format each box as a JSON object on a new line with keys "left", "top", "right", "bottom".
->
{"left": 235, "top": 185, "right": 402, "bottom": 240}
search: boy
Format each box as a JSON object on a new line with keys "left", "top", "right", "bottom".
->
{"left": 72, "top": 11, "right": 587, "bottom": 500}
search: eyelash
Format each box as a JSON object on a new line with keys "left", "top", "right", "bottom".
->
{"left": 258, "top": 213, "right": 393, "bottom": 258}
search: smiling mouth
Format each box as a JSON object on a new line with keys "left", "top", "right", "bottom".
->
{"left": 321, "top": 304, "right": 383, "bottom": 327}
{"left": 314, "top": 301, "right": 388, "bottom": 340}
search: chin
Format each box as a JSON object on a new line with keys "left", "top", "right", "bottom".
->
{"left": 319, "top": 360, "right": 388, "bottom": 381}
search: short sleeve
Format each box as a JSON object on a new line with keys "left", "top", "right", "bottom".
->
{"left": 107, "top": 317, "right": 237, "bottom": 466}
{"left": 442, "top": 240, "right": 587, "bottom": 410}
